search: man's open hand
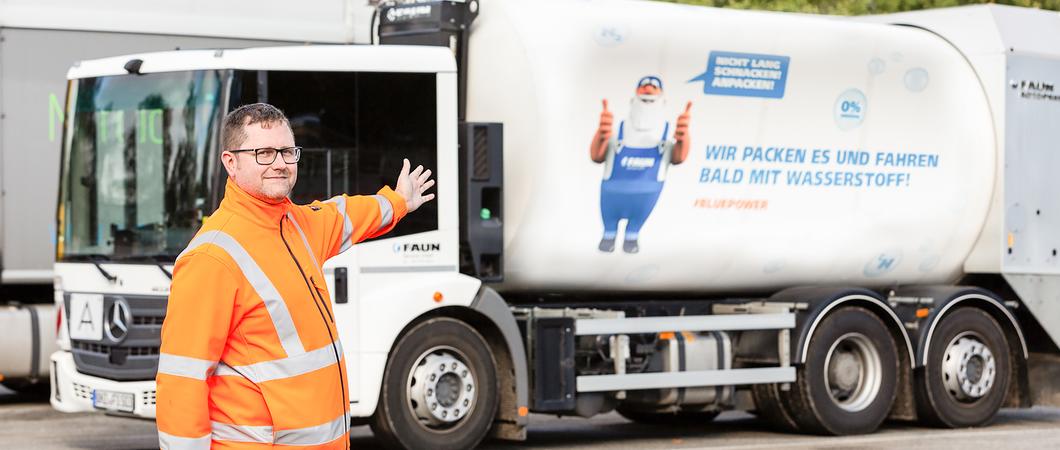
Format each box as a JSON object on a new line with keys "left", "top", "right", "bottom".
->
{"left": 395, "top": 158, "right": 436, "bottom": 213}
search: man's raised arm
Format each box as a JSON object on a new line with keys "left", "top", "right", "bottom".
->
{"left": 315, "top": 158, "right": 435, "bottom": 259}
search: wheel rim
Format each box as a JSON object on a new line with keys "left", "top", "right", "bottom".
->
{"left": 823, "top": 332, "right": 883, "bottom": 412}
{"left": 941, "top": 331, "right": 996, "bottom": 402}
{"left": 406, "top": 345, "right": 477, "bottom": 429}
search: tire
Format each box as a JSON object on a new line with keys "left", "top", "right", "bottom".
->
{"left": 785, "top": 306, "right": 899, "bottom": 435}
{"left": 915, "top": 307, "right": 1010, "bottom": 428}
{"left": 371, "top": 318, "right": 498, "bottom": 450}
{"left": 616, "top": 406, "right": 720, "bottom": 426}
{"left": 751, "top": 381, "right": 800, "bottom": 432}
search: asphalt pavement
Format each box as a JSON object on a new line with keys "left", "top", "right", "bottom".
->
{"left": 3, "top": 386, "right": 1059, "bottom": 449}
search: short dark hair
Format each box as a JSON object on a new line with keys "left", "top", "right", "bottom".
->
{"left": 221, "top": 103, "right": 291, "bottom": 151}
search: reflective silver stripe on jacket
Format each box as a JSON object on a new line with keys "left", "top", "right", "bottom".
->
{"left": 286, "top": 212, "right": 320, "bottom": 273}
{"left": 371, "top": 194, "right": 394, "bottom": 233}
{"left": 209, "top": 412, "right": 348, "bottom": 446}
{"left": 274, "top": 412, "right": 349, "bottom": 446}
{"left": 158, "top": 430, "right": 211, "bottom": 450}
{"left": 323, "top": 195, "right": 355, "bottom": 252}
{"left": 213, "top": 340, "right": 343, "bottom": 383}
{"left": 178, "top": 230, "right": 306, "bottom": 357}
{"left": 157, "top": 353, "right": 217, "bottom": 380}
{"left": 212, "top": 421, "right": 273, "bottom": 443}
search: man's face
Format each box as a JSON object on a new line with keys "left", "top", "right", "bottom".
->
{"left": 221, "top": 121, "right": 298, "bottom": 203}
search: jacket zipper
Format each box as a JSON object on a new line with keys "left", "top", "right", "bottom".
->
{"left": 279, "top": 216, "right": 350, "bottom": 449}
{"left": 310, "top": 277, "right": 335, "bottom": 324}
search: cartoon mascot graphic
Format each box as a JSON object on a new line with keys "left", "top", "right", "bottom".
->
{"left": 590, "top": 76, "right": 692, "bottom": 253}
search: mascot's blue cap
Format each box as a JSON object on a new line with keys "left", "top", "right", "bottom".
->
{"left": 636, "top": 76, "right": 663, "bottom": 91}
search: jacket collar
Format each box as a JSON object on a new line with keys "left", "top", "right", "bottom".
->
{"left": 219, "top": 178, "right": 291, "bottom": 229}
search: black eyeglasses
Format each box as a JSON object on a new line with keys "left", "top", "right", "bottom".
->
{"left": 228, "top": 146, "right": 302, "bottom": 165}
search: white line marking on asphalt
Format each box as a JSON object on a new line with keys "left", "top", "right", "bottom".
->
{"left": 685, "top": 427, "right": 1060, "bottom": 450}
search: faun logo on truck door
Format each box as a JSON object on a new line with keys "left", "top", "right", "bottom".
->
{"left": 393, "top": 243, "right": 442, "bottom": 253}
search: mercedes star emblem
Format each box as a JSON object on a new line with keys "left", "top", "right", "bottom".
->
{"left": 105, "top": 298, "right": 133, "bottom": 342}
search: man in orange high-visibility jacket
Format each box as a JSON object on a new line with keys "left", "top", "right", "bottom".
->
{"left": 156, "top": 103, "right": 435, "bottom": 449}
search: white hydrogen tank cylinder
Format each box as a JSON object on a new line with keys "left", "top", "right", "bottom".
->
{"left": 465, "top": 0, "right": 995, "bottom": 293}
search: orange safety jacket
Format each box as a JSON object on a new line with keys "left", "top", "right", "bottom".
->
{"left": 156, "top": 179, "right": 407, "bottom": 449}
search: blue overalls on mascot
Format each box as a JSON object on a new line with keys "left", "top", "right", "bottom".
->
{"left": 590, "top": 76, "right": 692, "bottom": 253}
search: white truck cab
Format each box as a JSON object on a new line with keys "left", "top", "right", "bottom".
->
{"left": 50, "top": 44, "right": 485, "bottom": 419}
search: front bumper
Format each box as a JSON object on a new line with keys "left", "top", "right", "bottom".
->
{"left": 50, "top": 350, "right": 157, "bottom": 418}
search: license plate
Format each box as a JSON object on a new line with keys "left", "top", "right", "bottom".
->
{"left": 93, "top": 389, "right": 135, "bottom": 413}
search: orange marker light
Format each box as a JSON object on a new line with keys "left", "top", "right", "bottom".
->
{"left": 518, "top": 406, "right": 529, "bottom": 417}
{"left": 916, "top": 308, "right": 930, "bottom": 319}
{"left": 658, "top": 332, "right": 695, "bottom": 341}
{"left": 433, "top": 292, "right": 444, "bottom": 303}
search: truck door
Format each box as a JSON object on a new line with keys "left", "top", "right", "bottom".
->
{"left": 235, "top": 69, "right": 442, "bottom": 403}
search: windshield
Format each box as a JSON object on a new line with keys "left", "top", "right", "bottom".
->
{"left": 57, "top": 70, "right": 224, "bottom": 262}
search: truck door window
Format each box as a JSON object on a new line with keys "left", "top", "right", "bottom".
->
{"left": 264, "top": 71, "right": 438, "bottom": 238}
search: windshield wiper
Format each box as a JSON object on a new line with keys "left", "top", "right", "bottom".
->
{"left": 119, "top": 254, "right": 176, "bottom": 280}
{"left": 157, "top": 263, "right": 173, "bottom": 280}
{"left": 67, "top": 254, "right": 118, "bottom": 283}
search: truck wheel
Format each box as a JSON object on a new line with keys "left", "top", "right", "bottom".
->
{"left": 915, "top": 307, "right": 1010, "bottom": 428}
{"left": 751, "top": 381, "right": 800, "bottom": 432}
{"left": 787, "top": 306, "right": 898, "bottom": 435}
{"left": 616, "top": 406, "right": 719, "bottom": 426}
{"left": 371, "top": 317, "right": 498, "bottom": 450}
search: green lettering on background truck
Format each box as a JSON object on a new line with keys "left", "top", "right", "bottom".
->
{"left": 139, "top": 109, "right": 164, "bottom": 145}
{"left": 49, "top": 93, "right": 64, "bottom": 142}
{"left": 50, "top": 93, "right": 164, "bottom": 145}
